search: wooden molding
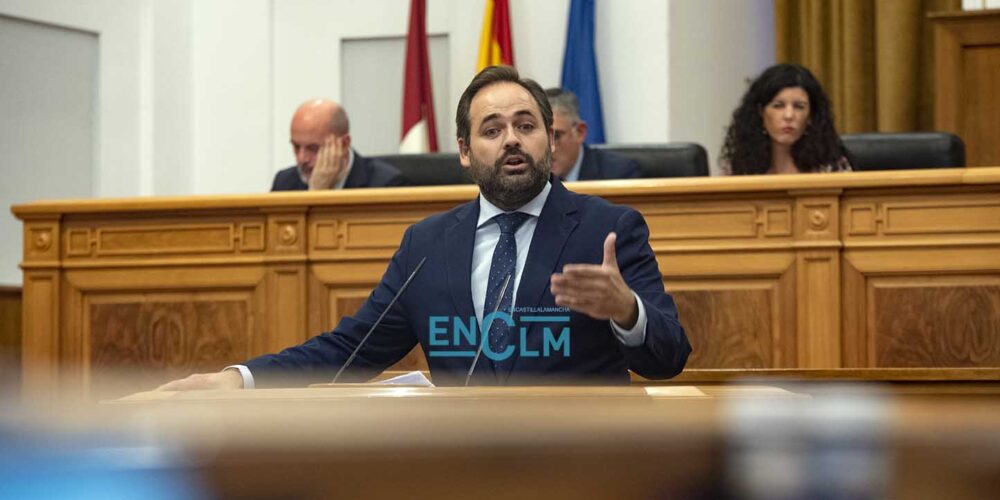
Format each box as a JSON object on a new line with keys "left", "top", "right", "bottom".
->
{"left": 12, "top": 170, "right": 1000, "bottom": 397}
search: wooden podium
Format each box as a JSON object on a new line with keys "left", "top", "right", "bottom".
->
{"left": 13, "top": 168, "right": 1000, "bottom": 399}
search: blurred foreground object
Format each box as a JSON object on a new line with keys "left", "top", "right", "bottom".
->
{"left": 7, "top": 383, "right": 1000, "bottom": 499}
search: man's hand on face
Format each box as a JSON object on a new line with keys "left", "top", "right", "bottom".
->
{"left": 549, "top": 232, "right": 640, "bottom": 329}
{"left": 155, "top": 369, "right": 244, "bottom": 391}
{"left": 308, "top": 134, "right": 350, "bottom": 190}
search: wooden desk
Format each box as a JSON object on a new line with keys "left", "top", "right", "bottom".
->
{"left": 113, "top": 384, "right": 802, "bottom": 404}
{"left": 13, "top": 168, "right": 1000, "bottom": 399}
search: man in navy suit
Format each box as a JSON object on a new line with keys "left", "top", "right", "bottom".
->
{"left": 270, "top": 99, "right": 406, "bottom": 191}
{"left": 160, "top": 67, "right": 689, "bottom": 390}
{"left": 545, "top": 88, "right": 642, "bottom": 181}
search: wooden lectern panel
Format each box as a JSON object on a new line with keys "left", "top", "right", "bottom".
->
{"left": 672, "top": 284, "right": 790, "bottom": 369}
{"left": 87, "top": 294, "right": 251, "bottom": 396}
{"left": 841, "top": 184, "right": 1000, "bottom": 369}
{"left": 58, "top": 266, "right": 269, "bottom": 399}
{"left": 13, "top": 170, "right": 1000, "bottom": 398}
{"left": 871, "top": 279, "right": 1000, "bottom": 367}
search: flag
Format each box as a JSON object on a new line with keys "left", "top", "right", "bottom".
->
{"left": 560, "top": 0, "right": 605, "bottom": 144}
{"left": 476, "top": 0, "right": 514, "bottom": 72}
{"left": 400, "top": 0, "right": 438, "bottom": 153}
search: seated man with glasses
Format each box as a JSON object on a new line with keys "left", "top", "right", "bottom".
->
{"left": 545, "top": 88, "right": 641, "bottom": 182}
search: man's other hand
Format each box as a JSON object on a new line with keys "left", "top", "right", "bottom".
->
{"left": 308, "top": 134, "right": 350, "bottom": 190}
{"left": 155, "top": 369, "right": 244, "bottom": 391}
{"left": 550, "top": 232, "right": 639, "bottom": 329}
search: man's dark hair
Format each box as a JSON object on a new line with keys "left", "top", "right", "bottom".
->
{"left": 544, "top": 87, "right": 581, "bottom": 121}
{"left": 455, "top": 65, "right": 553, "bottom": 146}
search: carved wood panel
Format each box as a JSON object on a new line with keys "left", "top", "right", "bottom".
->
{"left": 842, "top": 191, "right": 1000, "bottom": 246}
{"left": 321, "top": 288, "right": 428, "bottom": 375}
{"left": 62, "top": 215, "right": 268, "bottom": 261}
{"left": 673, "top": 289, "right": 770, "bottom": 369}
{"left": 308, "top": 203, "right": 459, "bottom": 260}
{"left": 870, "top": 280, "right": 1000, "bottom": 367}
{"left": 641, "top": 200, "right": 794, "bottom": 244}
{"left": 85, "top": 293, "right": 254, "bottom": 398}
{"left": 330, "top": 294, "right": 368, "bottom": 329}
{"left": 669, "top": 276, "right": 795, "bottom": 369}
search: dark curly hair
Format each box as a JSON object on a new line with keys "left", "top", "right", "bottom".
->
{"left": 720, "top": 63, "right": 849, "bottom": 175}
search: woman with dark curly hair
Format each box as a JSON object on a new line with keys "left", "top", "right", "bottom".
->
{"left": 720, "top": 63, "right": 852, "bottom": 175}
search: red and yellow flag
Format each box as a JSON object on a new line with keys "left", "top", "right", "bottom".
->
{"left": 476, "top": 0, "right": 514, "bottom": 72}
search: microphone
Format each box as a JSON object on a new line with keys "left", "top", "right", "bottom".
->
{"left": 331, "top": 256, "right": 427, "bottom": 384}
{"left": 464, "top": 272, "right": 512, "bottom": 387}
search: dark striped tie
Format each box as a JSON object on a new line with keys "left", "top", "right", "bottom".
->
{"left": 484, "top": 212, "right": 530, "bottom": 379}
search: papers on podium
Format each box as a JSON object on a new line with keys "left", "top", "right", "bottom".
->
{"left": 376, "top": 371, "right": 435, "bottom": 387}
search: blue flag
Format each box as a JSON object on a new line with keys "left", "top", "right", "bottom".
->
{"left": 560, "top": 0, "right": 605, "bottom": 144}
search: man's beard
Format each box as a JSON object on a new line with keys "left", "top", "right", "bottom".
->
{"left": 468, "top": 147, "right": 551, "bottom": 211}
{"left": 297, "top": 164, "right": 313, "bottom": 182}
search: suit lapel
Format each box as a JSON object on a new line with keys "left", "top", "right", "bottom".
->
{"left": 577, "top": 146, "right": 600, "bottom": 180}
{"left": 342, "top": 151, "right": 370, "bottom": 188}
{"left": 445, "top": 199, "right": 480, "bottom": 336}
{"left": 501, "top": 179, "right": 579, "bottom": 382}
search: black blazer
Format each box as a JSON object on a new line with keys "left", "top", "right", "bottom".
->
{"left": 270, "top": 151, "right": 407, "bottom": 191}
{"left": 577, "top": 145, "right": 642, "bottom": 181}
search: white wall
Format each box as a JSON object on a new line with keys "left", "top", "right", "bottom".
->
{"left": 669, "top": 0, "right": 775, "bottom": 174}
{"left": 0, "top": 0, "right": 775, "bottom": 284}
{"left": 1, "top": 0, "right": 151, "bottom": 286}
{"left": 0, "top": 0, "right": 150, "bottom": 198}
{"left": 962, "top": 0, "right": 1000, "bottom": 9}
{"left": 340, "top": 35, "right": 452, "bottom": 156}
{"left": 191, "top": 0, "right": 273, "bottom": 194}
{"left": 0, "top": 14, "right": 98, "bottom": 286}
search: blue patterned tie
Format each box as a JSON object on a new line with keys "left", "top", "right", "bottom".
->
{"left": 484, "top": 212, "right": 530, "bottom": 377}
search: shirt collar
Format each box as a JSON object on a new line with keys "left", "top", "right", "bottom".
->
{"left": 562, "top": 145, "right": 585, "bottom": 182}
{"left": 476, "top": 179, "right": 552, "bottom": 228}
{"left": 298, "top": 148, "right": 356, "bottom": 187}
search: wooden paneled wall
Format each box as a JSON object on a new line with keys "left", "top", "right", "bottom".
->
{"left": 13, "top": 169, "right": 1000, "bottom": 398}
{"left": 932, "top": 10, "right": 1000, "bottom": 166}
{"left": 0, "top": 285, "right": 22, "bottom": 394}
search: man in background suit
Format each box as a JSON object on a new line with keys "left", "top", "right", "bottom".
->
{"left": 545, "top": 88, "right": 642, "bottom": 181}
{"left": 271, "top": 98, "right": 406, "bottom": 191}
{"left": 160, "top": 66, "right": 689, "bottom": 390}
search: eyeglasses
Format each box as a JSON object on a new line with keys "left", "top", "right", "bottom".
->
{"left": 552, "top": 122, "right": 579, "bottom": 142}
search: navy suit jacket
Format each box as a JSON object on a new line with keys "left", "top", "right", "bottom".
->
{"left": 270, "top": 151, "right": 407, "bottom": 191}
{"left": 577, "top": 145, "right": 642, "bottom": 180}
{"left": 245, "top": 179, "right": 690, "bottom": 387}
